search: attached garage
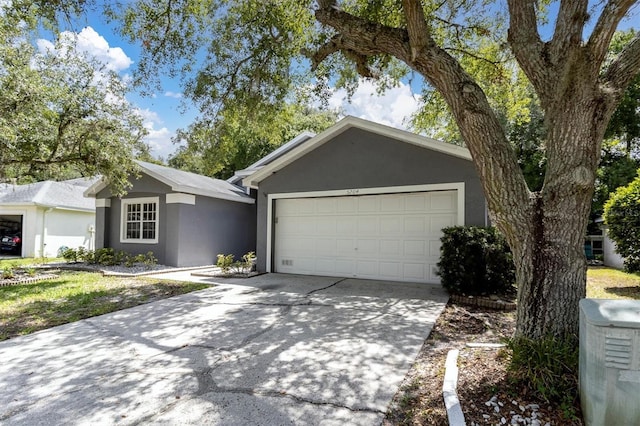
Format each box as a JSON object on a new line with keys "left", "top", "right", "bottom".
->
{"left": 273, "top": 187, "right": 461, "bottom": 283}
{"left": 244, "top": 116, "right": 487, "bottom": 284}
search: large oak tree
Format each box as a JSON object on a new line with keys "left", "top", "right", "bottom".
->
{"left": 1, "top": 4, "right": 150, "bottom": 195}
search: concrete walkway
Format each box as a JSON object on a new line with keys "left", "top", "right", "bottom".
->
{"left": 0, "top": 273, "right": 448, "bottom": 425}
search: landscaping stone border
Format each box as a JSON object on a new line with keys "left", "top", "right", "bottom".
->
{"left": 0, "top": 274, "right": 59, "bottom": 287}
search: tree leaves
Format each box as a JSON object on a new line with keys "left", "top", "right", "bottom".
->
{"left": 0, "top": 20, "right": 148, "bottom": 195}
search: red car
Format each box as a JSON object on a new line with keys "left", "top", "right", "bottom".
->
{"left": 0, "top": 232, "right": 21, "bottom": 255}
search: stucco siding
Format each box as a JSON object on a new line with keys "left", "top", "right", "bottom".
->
{"left": 42, "top": 209, "right": 95, "bottom": 257}
{"left": 169, "top": 196, "right": 256, "bottom": 267}
{"left": 94, "top": 173, "right": 255, "bottom": 267}
{"left": 255, "top": 127, "right": 486, "bottom": 271}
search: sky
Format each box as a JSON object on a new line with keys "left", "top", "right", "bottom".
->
{"left": 48, "top": 3, "right": 638, "bottom": 160}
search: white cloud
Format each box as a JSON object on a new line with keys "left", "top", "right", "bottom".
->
{"left": 164, "top": 91, "right": 183, "bottom": 99}
{"left": 136, "top": 108, "right": 175, "bottom": 159}
{"left": 327, "top": 80, "right": 423, "bottom": 130}
{"left": 37, "top": 27, "right": 132, "bottom": 73}
{"left": 71, "top": 27, "right": 132, "bottom": 72}
{"left": 144, "top": 126, "right": 175, "bottom": 160}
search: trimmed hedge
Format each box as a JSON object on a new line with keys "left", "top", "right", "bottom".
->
{"left": 437, "top": 226, "right": 516, "bottom": 295}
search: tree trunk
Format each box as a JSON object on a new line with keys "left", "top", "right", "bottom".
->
{"left": 509, "top": 194, "right": 590, "bottom": 338}
{"left": 501, "top": 95, "right": 608, "bottom": 338}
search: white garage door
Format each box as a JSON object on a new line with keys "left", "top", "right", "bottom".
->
{"left": 274, "top": 190, "right": 459, "bottom": 283}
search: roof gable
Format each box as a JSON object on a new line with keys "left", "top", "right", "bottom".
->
{"left": 226, "top": 131, "right": 315, "bottom": 185}
{"left": 85, "top": 161, "right": 254, "bottom": 204}
{"left": 243, "top": 116, "right": 472, "bottom": 189}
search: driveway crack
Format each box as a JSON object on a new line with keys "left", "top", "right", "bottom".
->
{"left": 306, "top": 278, "right": 348, "bottom": 295}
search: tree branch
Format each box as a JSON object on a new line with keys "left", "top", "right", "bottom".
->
{"left": 587, "top": 0, "right": 638, "bottom": 70}
{"left": 402, "top": 0, "right": 432, "bottom": 61}
{"left": 548, "top": 0, "right": 588, "bottom": 64}
{"left": 603, "top": 32, "right": 640, "bottom": 92}
{"left": 506, "top": 0, "right": 549, "bottom": 96}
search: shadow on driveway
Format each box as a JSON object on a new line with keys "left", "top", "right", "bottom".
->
{"left": 0, "top": 274, "right": 448, "bottom": 425}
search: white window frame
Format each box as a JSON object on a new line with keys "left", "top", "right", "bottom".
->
{"left": 120, "top": 197, "right": 159, "bottom": 244}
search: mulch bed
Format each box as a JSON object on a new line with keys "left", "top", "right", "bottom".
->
{"left": 384, "top": 301, "right": 583, "bottom": 425}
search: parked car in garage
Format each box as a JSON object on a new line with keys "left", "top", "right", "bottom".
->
{"left": 0, "top": 232, "right": 21, "bottom": 255}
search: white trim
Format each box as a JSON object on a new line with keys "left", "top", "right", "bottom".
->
{"left": 169, "top": 184, "right": 255, "bottom": 204}
{"left": 265, "top": 182, "right": 465, "bottom": 273}
{"left": 96, "top": 198, "right": 111, "bottom": 208}
{"left": 166, "top": 193, "right": 196, "bottom": 205}
{"left": 119, "top": 197, "right": 159, "bottom": 244}
{"left": 243, "top": 116, "right": 472, "bottom": 189}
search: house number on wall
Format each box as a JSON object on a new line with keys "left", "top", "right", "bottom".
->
{"left": 346, "top": 189, "right": 360, "bottom": 195}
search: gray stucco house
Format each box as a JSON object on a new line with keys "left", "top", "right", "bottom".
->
{"left": 84, "top": 161, "right": 255, "bottom": 267}
{"left": 242, "top": 116, "right": 487, "bottom": 284}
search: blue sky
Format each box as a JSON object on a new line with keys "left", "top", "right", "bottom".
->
{"left": 48, "top": 3, "right": 638, "bottom": 160}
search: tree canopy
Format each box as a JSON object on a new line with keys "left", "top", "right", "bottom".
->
{"left": 0, "top": 5, "right": 149, "bottom": 195}
{"left": 168, "top": 104, "right": 338, "bottom": 179}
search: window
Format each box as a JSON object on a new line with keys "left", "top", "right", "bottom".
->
{"left": 120, "top": 197, "right": 159, "bottom": 243}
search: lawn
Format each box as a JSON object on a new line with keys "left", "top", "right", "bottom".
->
{"left": 0, "top": 267, "right": 209, "bottom": 341}
{"left": 587, "top": 267, "right": 640, "bottom": 299}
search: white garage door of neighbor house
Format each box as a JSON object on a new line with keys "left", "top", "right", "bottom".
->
{"left": 274, "top": 190, "right": 459, "bottom": 283}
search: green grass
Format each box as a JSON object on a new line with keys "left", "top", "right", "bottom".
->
{"left": 0, "top": 271, "right": 209, "bottom": 341}
{"left": 0, "top": 257, "right": 63, "bottom": 268}
{"left": 587, "top": 267, "right": 640, "bottom": 299}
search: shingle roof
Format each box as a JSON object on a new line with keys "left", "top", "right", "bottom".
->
{"left": 0, "top": 177, "right": 99, "bottom": 211}
{"left": 85, "top": 161, "right": 254, "bottom": 204}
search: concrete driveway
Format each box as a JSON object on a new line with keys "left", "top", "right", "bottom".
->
{"left": 0, "top": 273, "right": 448, "bottom": 425}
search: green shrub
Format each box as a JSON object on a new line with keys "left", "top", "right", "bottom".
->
{"left": 143, "top": 251, "right": 157, "bottom": 266}
{"left": 604, "top": 172, "right": 640, "bottom": 272}
{"left": 2, "top": 265, "right": 15, "bottom": 279}
{"left": 506, "top": 335, "right": 580, "bottom": 419}
{"left": 437, "top": 226, "right": 515, "bottom": 295}
{"left": 62, "top": 248, "right": 78, "bottom": 263}
{"left": 217, "top": 252, "right": 255, "bottom": 275}
{"left": 216, "top": 254, "right": 235, "bottom": 274}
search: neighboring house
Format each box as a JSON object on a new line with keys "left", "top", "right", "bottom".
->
{"left": 242, "top": 116, "right": 488, "bottom": 284}
{"left": 84, "top": 161, "right": 255, "bottom": 267}
{"left": 0, "top": 178, "right": 98, "bottom": 258}
{"left": 597, "top": 219, "right": 625, "bottom": 269}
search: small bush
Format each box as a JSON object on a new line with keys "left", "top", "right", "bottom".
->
{"left": 60, "top": 247, "right": 158, "bottom": 269}
{"left": 217, "top": 252, "right": 255, "bottom": 276}
{"left": 604, "top": 172, "right": 640, "bottom": 272}
{"left": 2, "top": 265, "right": 15, "bottom": 279}
{"left": 506, "top": 335, "right": 580, "bottom": 419}
{"left": 62, "top": 248, "right": 79, "bottom": 263}
{"left": 437, "top": 226, "right": 515, "bottom": 295}
{"left": 216, "top": 254, "right": 235, "bottom": 274}
{"left": 143, "top": 251, "right": 157, "bottom": 266}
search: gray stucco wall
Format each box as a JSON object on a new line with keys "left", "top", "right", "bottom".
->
{"left": 165, "top": 195, "right": 256, "bottom": 267}
{"left": 95, "top": 174, "right": 256, "bottom": 267}
{"left": 255, "top": 127, "right": 487, "bottom": 271}
{"left": 96, "top": 174, "right": 170, "bottom": 264}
